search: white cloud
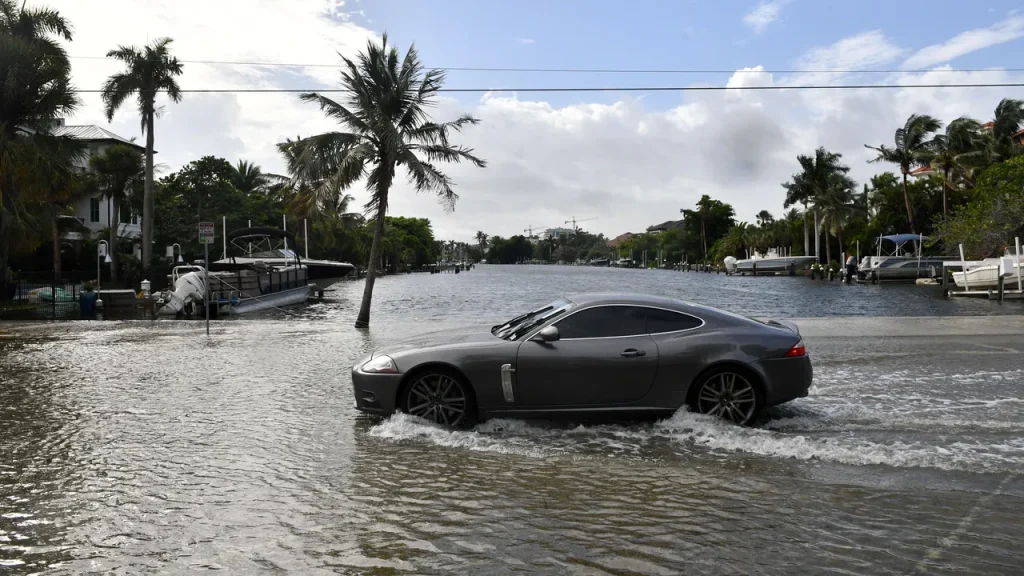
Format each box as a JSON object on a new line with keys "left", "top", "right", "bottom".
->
{"left": 743, "top": 0, "right": 789, "bottom": 34}
{"left": 46, "top": 1, "right": 1024, "bottom": 244}
{"left": 794, "top": 30, "right": 905, "bottom": 72}
{"left": 515, "top": 38, "right": 536, "bottom": 45}
{"left": 903, "top": 15, "right": 1024, "bottom": 69}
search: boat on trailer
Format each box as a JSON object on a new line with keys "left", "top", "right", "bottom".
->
{"left": 857, "top": 234, "right": 952, "bottom": 281}
{"left": 723, "top": 248, "right": 816, "bottom": 275}
{"left": 157, "top": 228, "right": 312, "bottom": 316}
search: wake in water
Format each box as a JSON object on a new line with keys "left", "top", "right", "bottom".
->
{"left": 368, "top": 367, "right": 1024, "bottom": 474}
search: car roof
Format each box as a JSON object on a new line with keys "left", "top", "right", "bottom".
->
{"left": 565, "top": 292, "right": 694, "bottom": 311}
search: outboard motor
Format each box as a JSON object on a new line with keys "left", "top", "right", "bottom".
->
{"left": 157, "top": 271, "right": 207, "bottom": 315}
{"left": 845, "top": 256, "right": 857, "bottom": 284}
{"left": 723, "top": 256, "right": 738, "bottom": 274}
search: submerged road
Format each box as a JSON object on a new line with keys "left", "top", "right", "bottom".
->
{"left": 1, "top": 313, "right": 1023, "bottom": 574}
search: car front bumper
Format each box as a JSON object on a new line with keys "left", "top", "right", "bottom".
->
{"left": 757, "top": 355, "right": 813, "bottom": 406}
{"left": 351, "top": 364, "right": 403, "bottom": 416}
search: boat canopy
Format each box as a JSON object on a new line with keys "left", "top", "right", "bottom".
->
{"left": 226, "top": 226, "right": 297, "bottom": 244}
{"left": 879, "top": 234, "right": 927, "bottom": 244}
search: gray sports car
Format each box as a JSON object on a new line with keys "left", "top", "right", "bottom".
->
{"left": 352, "top": 293, "right": 811, "bottom": 427}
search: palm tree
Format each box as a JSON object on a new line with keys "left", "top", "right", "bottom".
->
{"left": 101, "top": 37, "right": 184, "bottom": 279}
{"left": 87, "top": 145, "right": 144, "bottom": 283}
{"left": 817, "top": 173, "right": 859, "bottom": 264}
{"left": 782, "top": 173, "right": 813, "bottom": 256}
{"left": 231, "top": 160, "right": 270, "bottom": 195}
{"left": 0, "top": 0, "right": 81, "bottom": 293}
{"left": 475, "top": 231, "right": 488, "bottom": 259}
{"left": 929, "top": 116, "right": 983, "bottom": 219}
{"left": 284, "top": 35, "right": 486, "bottom": 328}
{"left": 796, "top": 148, "right": 850, "bottom": 262}
{"left": 865, "top": 114, "right": 942, "bottom": 233}
{"left": 987, "top": 98, "right": 1024, "bottom": 162}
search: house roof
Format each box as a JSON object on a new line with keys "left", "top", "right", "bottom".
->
{"left": 607, "top": 232, "right": 635, "bottom": 247}
{"left": 646, "top": 219, "right": 684, "bottom": 232}
{"left": 909, "top": 165, "right": 936, "bottom": 176}
{"left": 53, "top": 125, "right": 148, "bottom": 151}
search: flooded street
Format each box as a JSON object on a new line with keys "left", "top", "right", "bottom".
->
{"left": 2, "top": 266, "right": 1024, "bottom": 574}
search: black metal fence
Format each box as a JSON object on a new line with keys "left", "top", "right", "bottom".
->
{"left": 1, "top": 270, "right": 91, "bottom": 320}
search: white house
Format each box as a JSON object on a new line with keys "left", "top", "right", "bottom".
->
{"left": 51, "top": 119, "right": 147, "bottom": 242}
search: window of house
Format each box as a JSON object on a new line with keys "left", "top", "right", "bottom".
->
{"left": 89, "top": 198, "right": 100, "bottom": 223}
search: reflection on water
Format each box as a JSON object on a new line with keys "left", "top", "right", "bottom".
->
{"left": 2, "top": 266, "right": 1023, "bottom": 574}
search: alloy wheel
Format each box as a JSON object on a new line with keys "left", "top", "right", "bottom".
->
{"left": 696, "top": 372, "right": 758, "bottom": 425}
{"left": 406, "top": 373, "right": 468, "bottom": 427}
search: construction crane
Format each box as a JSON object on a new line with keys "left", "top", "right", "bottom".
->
{"left": 524, "top": 224, "right": 556, "bottom": 240}
{"left": 564, "top": 216, "right": 598, "bottom": 233}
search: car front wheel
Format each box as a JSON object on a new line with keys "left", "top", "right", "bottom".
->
{"left": 694, "top": 369, "right": 761, "bottom": 425}
{"left": 402, "top": 371, "right": 475, "bottom": 428}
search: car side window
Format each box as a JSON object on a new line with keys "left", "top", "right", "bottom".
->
{"left": 645, "top": 308, "right": 703, "bottom": 334}
{"left": 554, "top": 306, "right": 648, "bottom": 339}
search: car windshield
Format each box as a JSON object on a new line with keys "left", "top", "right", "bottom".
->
{"left": 492, "top": 298, "right": 573, "bottom": 341}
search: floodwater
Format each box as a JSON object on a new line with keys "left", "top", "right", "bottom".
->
{"left": 2, "top": 265, "right": 1024, "bottom": 574}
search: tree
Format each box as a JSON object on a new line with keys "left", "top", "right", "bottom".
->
{"left": 929, "top": 116, "right": 983, "bottom": 219}
{"left": 782, "top": 172, "right": 813, "bottom": 256}
{"left": 87, "top": 145, "right": 144, "bottom": 283}
{"left": 680, "top": 195, "right": 735, "bottom": 261}
{"left": 0, "top": 0, "right": 81, "bottom": 293}
{"left": 817, "top": 173, "right": 859, "bottom": 264}
{"left": 231, "top": 160, "right": 270, "bottom": 195}
{"left": 933, "top": 156, "right": 1024, "bottom": 259}
{"left": 865, "top": 114, "right": 942, "bottom": 233}
{"left": 101, "top": 37, "right": 184, "bottom": 280}
{"left": 987, "top": 98, "right": 1024, "bottom": 162}
{"left": 284, "top": 35, "right": 485, "bottom": 328}
{"left": 475, "top": 230, "right": 488, "bottom": 259}
{"left": 796, "top": 148, "right": 850, "bottom": 262}
{"left": 755, "top": 210, "right": 774, "bottom": 228}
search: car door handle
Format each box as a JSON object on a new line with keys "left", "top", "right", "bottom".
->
{"left": 620, "top": 349, "right": 646, "bottom": 358}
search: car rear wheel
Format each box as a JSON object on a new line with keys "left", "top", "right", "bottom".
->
{"left": 402, "top": 371, "right": 475, "bottom": 428}
{"left": 694, "top": 369, "right": 760, "bottom": 425}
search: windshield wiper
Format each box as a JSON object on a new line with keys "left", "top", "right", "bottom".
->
{"left": 493, "top": 306, "right": 553, "bottom": 339}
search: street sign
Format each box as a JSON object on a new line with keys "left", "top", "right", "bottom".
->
{"left": 198, "top": 222, "right": 215, "bottom": 244}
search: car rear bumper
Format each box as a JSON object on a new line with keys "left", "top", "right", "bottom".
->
{"left": 351, "top": 365, "right": 402, "bottom": 416}
{"left": 756, "top": 355, "right": 813, "bottom": 406}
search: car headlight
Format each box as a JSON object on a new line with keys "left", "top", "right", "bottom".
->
{"left": 361, "top": 355, "right": 399, "bottom": 374}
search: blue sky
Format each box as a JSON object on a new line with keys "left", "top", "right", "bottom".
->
{"left": 58, "top": 0, "right": 1024, "bottom": 241}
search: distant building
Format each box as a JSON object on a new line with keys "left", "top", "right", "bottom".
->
{"left": 51, "top": 119, "right": 148, "bottom": 241}
{"left": 645, "top": 219, "right": 684, "bottom": 234}
{"left": 542, "top": 227, "right": 575, "bottom": 240}
{"left": 607, "top": 232, "right": 635, "bottom": 248}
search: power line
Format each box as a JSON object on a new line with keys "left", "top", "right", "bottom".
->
{"left": 68, "top": 56, "right": 1024, "bottom": 75}
{"left": 70, "top": 83, "right": 1024, "bottom": 94}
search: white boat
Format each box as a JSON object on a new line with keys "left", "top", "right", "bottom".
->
{"left": 857, "top": 234, "right": 952, "bottom": 281}
{"left": 952, "top": 248, "right": 1024, "bottom": 289}
{"left": 157, "top": 264, "right": 311, "bottom": 316}
{"left": 724, "top": 248, "right": 815, "bottom": 274}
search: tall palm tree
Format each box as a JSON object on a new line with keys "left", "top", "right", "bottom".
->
{"left": 475, "top": 230, "right": 488, "bottom": 258}
{"left": 87, "top": 145, "right": 144, "bottom": 283}
{"left": 865, "top": 114, "right": 942, "bottom": 233}
{"left": 817, "top": 173, "right": 859, "bottom": 264}
{"left": 284, "top": 35, "right": 486, "bottom": 328}
{"left": 0, "top": 0, "right": 80, "bottom": 293}
{"left": 101, "top": 37, "right": 184, "bottom": 279}
{"left": 929, "top": 116, "right": 983, "bottom": 219}
{"left": 796, "top": 148, "right": 849, "bottom": 262}
{"left": 231, "top": 160, "right": 270, "bottom": 195}
{"left": 782, "top": 173, "right": 813, "bottom": 256}
{"left": 987, "top": 98, "right": 1024, "bottom": 162}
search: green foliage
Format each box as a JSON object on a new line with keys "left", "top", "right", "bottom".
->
{"left": 486, "top": 235, "right": 533, "bottom": 264}
{"left": 377, "top": 217, "right": 435, "bottom": 271}
{"left": 933, "top": 156, "right": 1024, "bottom": 259}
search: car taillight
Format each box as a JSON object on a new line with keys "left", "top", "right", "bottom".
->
{"left": 784, "top": 340, "right": 806, "bottom": 357}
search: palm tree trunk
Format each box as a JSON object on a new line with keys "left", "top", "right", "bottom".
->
{"left": 0, "top": 182, "right": 12, "bottom": 302}
{"left": 700, "top": 218, "right": 707, "bottom": 262}
{"left": 142, "top": 109, "right": 156, "bottom": 281}
{"left": 942, "top": 167, "right": 950, "bottom": 220}
{"left": 901, "top": 171, "right": 916, "bottom": 232}
{"left": 813, "top": 209, "right": 821, "bottom": 262}
{"left": 355, "top": 180, "right": 391, "bottom": 329}
{"left": 837, "top": 228, "right": 844, "bottom": 261}
{"left": 825, "top": 229, "right": 831, "bottom": 266}
{"left": 52, "top": 218, "right": 62, "bottom": 280}
{"left": 109, "top": 197, "right": 120, "bottom": 284}
{"left": 802, "top": 203, "right": 809, "bottom": 256}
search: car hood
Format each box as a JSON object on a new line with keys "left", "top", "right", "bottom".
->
{"left": 372, "top": 324, "right": 503, "bottom": 358}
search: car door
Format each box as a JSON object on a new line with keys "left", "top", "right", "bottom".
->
{"left": 514, "top": 305, "right": 659, "bottom": 408}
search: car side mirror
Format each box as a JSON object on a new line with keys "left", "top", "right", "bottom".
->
{"left": 534, "top": 325, "right": 559, "bottom": 342}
